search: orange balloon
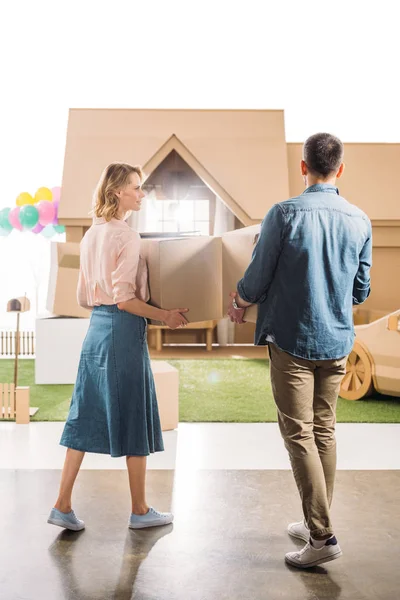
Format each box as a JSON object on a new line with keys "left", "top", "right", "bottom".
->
{"left": 16, "top": 192, "right": 34, "bottom": 206}
{"left": 34, "top": 187, "right": 53, "bottom": 202}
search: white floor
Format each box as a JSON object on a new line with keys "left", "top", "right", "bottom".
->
{"left": 1, "top": 422, "right": 399, "bottom": 470}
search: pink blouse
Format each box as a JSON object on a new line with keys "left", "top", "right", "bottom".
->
{"left": 77, "top": 217, "right": 149, "bottom": 310}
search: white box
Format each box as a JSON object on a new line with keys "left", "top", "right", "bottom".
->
{"left": 35, "top": 314, "right": 90, "bottom": 384}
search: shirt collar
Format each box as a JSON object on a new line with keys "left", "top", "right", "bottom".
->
{"left": 303, "top": 183, "right": 339, "bottom": 195}
{"left": 93, "top": 216, "right": 130, "bottom": 227}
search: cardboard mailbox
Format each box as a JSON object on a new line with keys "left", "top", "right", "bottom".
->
{"left": 222, "top": 225, "right": 261, "bottom": 324}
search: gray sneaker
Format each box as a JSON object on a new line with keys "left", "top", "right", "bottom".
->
{"left": 47, "top": 508, "right": 85, "bottom": 531}
{"left": 129, "top": 507, "right": 174, "bottom": 529}
{"left": 287, "top": 520, "right": 310, "bottom": 542}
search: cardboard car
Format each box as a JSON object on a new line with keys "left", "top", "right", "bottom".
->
{"left": 340, "top": 308, "right": 400, "bottom": 400}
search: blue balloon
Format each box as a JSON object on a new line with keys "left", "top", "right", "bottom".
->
{"left": 0, "top": 208, "right": 13, "bottom": 232}
{"left": 41, "top": 225, "right": 56, "bottom": 238}
{"left": 0, "top": 226, "right": 11, "bottom": 237}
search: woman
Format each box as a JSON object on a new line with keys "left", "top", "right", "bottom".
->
{"left": 48, "top": 162, "right": 188, "bottom": 531}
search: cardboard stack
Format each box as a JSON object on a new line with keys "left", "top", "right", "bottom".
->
{"left": 46, "top": 228, "right": 263, "bottom": 324}
{"left": 47, "top": 242, "right": 90, "bottom": 319}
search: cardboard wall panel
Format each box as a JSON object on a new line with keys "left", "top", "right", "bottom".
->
{"left": 363, "top": 246, "right": 400, "bottom": 313}
{"left": 287, "top": 143, "right": 400, "bottom": 220}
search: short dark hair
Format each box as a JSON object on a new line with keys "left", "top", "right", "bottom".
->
{"left": 303, "top": 133, "right": 344, "bottom": 178}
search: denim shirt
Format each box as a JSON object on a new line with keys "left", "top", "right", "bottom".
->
{"left": 237, "top": 184, "right": 372, "bottom": 360}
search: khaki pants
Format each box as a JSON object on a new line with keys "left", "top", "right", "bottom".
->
{"left": 269, "top": 344, "right": 347, "bottom": 540}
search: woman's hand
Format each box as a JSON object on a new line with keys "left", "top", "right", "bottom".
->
{"left": 164, "top": 308, "right": 189, "bottom": 329}
{"left": 117, "top": 298, "right": 189, "bottom": 328}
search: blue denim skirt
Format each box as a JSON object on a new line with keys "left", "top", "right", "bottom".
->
{"left": 60, "top": 305, "right": 164, "bottom": 457}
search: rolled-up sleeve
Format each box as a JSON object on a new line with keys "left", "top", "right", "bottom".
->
{"left": 77, "top": 266, "right": 91, "bottom": 310}
{"left": 112, "top": 233, "right": 141, "bottom": 304}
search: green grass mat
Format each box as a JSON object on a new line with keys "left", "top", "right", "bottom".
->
{"left": 1, "top": 359, "right": 399, "bottom": 423}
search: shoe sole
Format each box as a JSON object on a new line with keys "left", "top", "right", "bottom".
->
{"left": 128, "top": 518, "right": 173, "bottom": 530}
{"left": 47, "top": 518, "right": 85, "bottom": 531}
{"left": 287, "top": 529, "right": 309, "bottom": 543}
{"left": 285, "top": 549, "right": 343, "bottom": 569}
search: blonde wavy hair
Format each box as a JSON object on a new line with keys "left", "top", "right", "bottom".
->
{"left": 93, "top": 162, "right": 144, "bottom": 221}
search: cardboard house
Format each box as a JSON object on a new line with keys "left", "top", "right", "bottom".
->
{"left": 50, "top": 109, "right": 399, "bottom": 343}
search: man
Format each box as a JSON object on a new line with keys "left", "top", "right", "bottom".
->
{"left": 228, "top": 133, "right": 372, "bottom": 569}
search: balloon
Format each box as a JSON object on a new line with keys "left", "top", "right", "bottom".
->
{"left": 54, "top": 224, "right": 65, "bottom": 234}
{"left": 34, "top": 187, "right": 53, "bottom": 202}
{"left": 52, "top": 201, "right": 59, "bottom": 225}
{"left": 16, "top": 192, "right": 34, "bottom": 206}
{"left": 32, "top": 222, "right": 44, "bottom": 234}
{"left": 51, "top": 186, "right": 61, "bottom": 204}
{"left": 0, "top": 227, "right": 11, "bottom": 237}
{"left": 19, "top": 205, "right": 39, "bottom": 230}
{"left": 37, "top": 200, "right": 55, "bottom": 226}
{"left": 41, "top": 225, "right": 56, "bottom": 238}
{"left": 0, "top": 208, "right": 13, "bottom": 231}
{"left": 8, "top": 207, "right": 23, "bottom": 231}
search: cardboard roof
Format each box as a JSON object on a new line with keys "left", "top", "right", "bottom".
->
{"left": 59, "top": 109, "right": 289, "bottom": 226}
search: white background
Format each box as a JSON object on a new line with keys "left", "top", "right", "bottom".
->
{"left": 0, "top": 0, "right": 398, "bottom": 327}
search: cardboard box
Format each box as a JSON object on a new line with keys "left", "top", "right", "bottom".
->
{"left": 140, "top": 236, "right": 223, "bottom": 323}
{"left": 151, "top": 360, "right": 179, "bottom": 431}
{"left": 47, "top": 242, "right": 91, "bottom": 318}
{"left": 222, "top": 225, "right": 261, "bottom": 323}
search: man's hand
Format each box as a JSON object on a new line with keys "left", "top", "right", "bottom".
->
{"left": 227, "top": 291, "right": 247, "bottom": 324}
